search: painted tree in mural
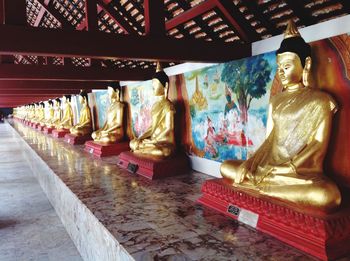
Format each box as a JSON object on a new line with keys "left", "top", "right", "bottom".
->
{"left": 221, "top": 55, "right": 272, "bottom": 123}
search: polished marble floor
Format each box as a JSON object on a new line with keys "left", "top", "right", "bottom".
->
{"left": 7, "top": 120, "right": 350, "bottom": 261}
{"left": 0, "top": 122, "right": 83, "bottom": 261}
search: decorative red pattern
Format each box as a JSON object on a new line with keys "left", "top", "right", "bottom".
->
{"left": 118, "top": 151, "right": 190, "bottom": 180}
{"left": 198, "top": 178, "right": 350, "bottom": 261}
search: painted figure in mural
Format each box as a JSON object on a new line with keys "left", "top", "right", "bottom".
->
{"left": 55, "top": 95, "right": 73, "bottom": 130}
{"left": 46, "top": 98, "right": 62, "bottom": 128}
{"left": 224, "top": 85, "right": 239, "bottom": 116}
{"left": 220, "top": 20, "right": 341, "bottom": 214}
{"left": 70, "top": 90, "right": 92, "bottom": 136}
{"left": 92, "top": 85, "right": 125, "bottom": 143}
{"left": 204, "top": 116, "right": 218, "bottom": 157}
{"left": 129, "top": 63, "right": 176, "bottom": 158}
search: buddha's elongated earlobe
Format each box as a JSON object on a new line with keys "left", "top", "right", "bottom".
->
{"left": 303, "top": 56, "right": 312, "bottom": 87}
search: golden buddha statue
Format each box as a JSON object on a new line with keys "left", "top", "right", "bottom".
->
{"left": 91, "top": 85, "right": 125, "bottom": 143}
{"left": 46, "top": 98, "right": 62, "bottom": 128}
{"left": 44, "top": 100, "right": 54, "bottom": 124}
{"left": 30, "top": 103, "right": 39, "bottom": 123}
{"left": 220, "top": 20, "right": 341, "bottom": 214}
{"left": 129, "top": 63, "right": 176, "bottom": 158}
{"left": 55, "top": 95, "right": 74, "bottom": 130}
{"left": 70, "top": 90, "right": 92, "bottom": 136}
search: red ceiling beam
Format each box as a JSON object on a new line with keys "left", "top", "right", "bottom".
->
{"left": 165, "top": 0, "right": 216, "bottom": 31}
{"left": 85, "top": 0, "right": 98, "bottom": 31}
{"left": 0, "top": 25, "right": 251, "bottom": 63}
{"left": 144, "top": 0, "right": 166, "bottom": 37}
{"left": 214, "top": 0, "right": 260, "bottom": 42}
{"left": 96, "top": 0, "right": 138, "bottom": 34}
{"left": 0, "top": 64, "right": 153, "bottom": 81}
{"left": 0, "top": 89, "right": 82, "bottom": 95}
{"left": 0, "top": 80, "right": 110, "bottom": 90}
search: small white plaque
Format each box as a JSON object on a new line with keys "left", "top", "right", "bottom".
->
{"left": 68, "top": 139, "right": 71, "bottom": 143}
{"left": 238, "top": 209, "right": 259, "bottom": 228}
{"left": 89, "top": 148, "right": 94, "bottom": 154}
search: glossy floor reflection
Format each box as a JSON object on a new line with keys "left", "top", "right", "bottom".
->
{"left": 9, "top": 121, "right": 326, "bottom": 260}
{"left": 0, "top": 122, "right": 83, "bottom": 261}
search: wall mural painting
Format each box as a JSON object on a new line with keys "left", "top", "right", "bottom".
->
{"left": 92, "top": 90, "right": 109, "bottom": 129}
{"left": 184, "top": 52, "right": 277, "bottom": 162}
{"left": 128, "top": 80, "right": 156, "bottom": 137}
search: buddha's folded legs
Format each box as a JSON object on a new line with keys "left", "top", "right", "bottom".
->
{"left": 220, "top": 160, "right": 244, "bottom": 181}
{"left": 258, "top": 178, "right": 341, "bottom": 213}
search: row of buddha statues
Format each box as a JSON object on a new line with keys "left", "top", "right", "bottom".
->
{"left": 13, "top": 20, "right": 342, "bottom": 215}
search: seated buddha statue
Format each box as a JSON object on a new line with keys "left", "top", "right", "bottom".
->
{"left": 55, "top": 95, "right": 73, "bottom": 130}
{"left": 43, "top": 100, "right": 54, "bottom": 125}
{"left": 129, "top": 64, "right": 176, "bottom": 158}
{"left": 92, "top": 85, "right": 125, "bottom": 143}
{"left": 31, "top": 103, "right": 40, "bottom": 123}
{"left": 70, "top": 90, "right": 92, "bottom": 136}
{"left": 46, "top": 98, "right": 62, "bottom": 128}
{"left": 220, "top": 20, "right": 341, "bottom": 214}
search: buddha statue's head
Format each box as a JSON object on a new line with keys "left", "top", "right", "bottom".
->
{"left": 62, "top": 95, "right": 71, "bottom": 105}
{"left": 78, "top": 90, "right": 88, "bottom": 105}
{"left": 48, "top": 100, "right": 53, "bottom": 108}
{"left": 55, "top": 98, "right": 61, "bottom": 107}
{"left": 152, "top": 62, "right": 169, "bottom": 97}
{"left": 107, "top": 83, "right": 120, "bottom": 102}
{"left": 40, "top": 102, "right": 45, "bottom": 109}
{"left": 276, "top": 20, "right": 312, "bottom": 88}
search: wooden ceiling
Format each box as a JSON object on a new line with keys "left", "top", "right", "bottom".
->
{"left": 1, "top": 0, "right": 350, "bottom": 107}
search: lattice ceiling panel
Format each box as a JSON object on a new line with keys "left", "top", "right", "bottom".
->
{"left": 53, "top": 0, "right": 85, "bottom": 27}
{"left": 21, "top": 0, "right": 350, "bottom": 71}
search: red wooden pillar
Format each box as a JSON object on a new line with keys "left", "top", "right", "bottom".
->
{"left": 85, "top": 0, "right": 99, "bottom": 67}
{"left": 144, "top": 0, "right": 165, "bottom": 37}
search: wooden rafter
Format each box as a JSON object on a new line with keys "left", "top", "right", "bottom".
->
{"left": 243, "top": 1, "right": 280, "bottom": 36}
{"left": 214, "top": 0, "right": 260, "bottom": 42}
{"left": 175, "top": 1, "right": 219, "bottom": 41}
{"left": 165, "top": 1, "right": 216, "bottom": 31}
{"left": 33, "top": 6, "right": 46, "bottom": 27}
{"left": 85, "top": 0, "right": 98, "bottom": 31}
{"left": 97, "top": 0, "right": 138, "bottom": 34}
{"left": 285, "top": 0, "right": 317, "bottom": 26}
{"left": 0, "top": 25, "right": 251, "bottom": 63}
{"left": 0, "top": 64, "right": 154, "bottom": 81}
{"left": 35, "top": 0, "right": 72, "bottom": 29}
{"left": 144, "top": 0, "right": 165, "bottom": 36}
{"left": 0, "top": 80, "right": 110, "bottom": 90}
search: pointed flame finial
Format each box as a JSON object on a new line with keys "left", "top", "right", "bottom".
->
{"left": 156, "top": 61, "right": 163, "bottom": 72}
{"left": 284, "top": 19, "right": 301, "bottom": 39}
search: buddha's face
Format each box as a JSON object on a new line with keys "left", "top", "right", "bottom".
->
{"left": 108, "top": 87, "right": 118, "bottom": 101}
{"left": 79, "top": 95, "right": 85, "bottom": 105}
{"left": 277, "top": 52, "right": 303, "bottom": 87}
{"left": 62, "top": 96, "right": 67, "bottom": 104}
{"left": 152, "top": 79, "right": 164, "bottom": 96}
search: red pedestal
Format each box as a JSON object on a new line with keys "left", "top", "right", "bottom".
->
{"left": 37, "top": 125, "right": 45, "bottom": 131}
{"left": 52, "top": 129, "right": 70, "bottom": 138}
{"left": 43, "top": 127, "right": 54, "bottom": 134}
{"left": 197, "top": 178, "right": 350, "bottom": 261}
{"left": 64, "top": 133, "right": 92, "bottom": 145}
{"left": 118, "top": 151, "right": 190, "bottom": 180}
{"left": 31, "top": 122, "right": 39, "bottom": 128}
{"left": 84, "top": 140, "right": 130, "bottom": 157}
